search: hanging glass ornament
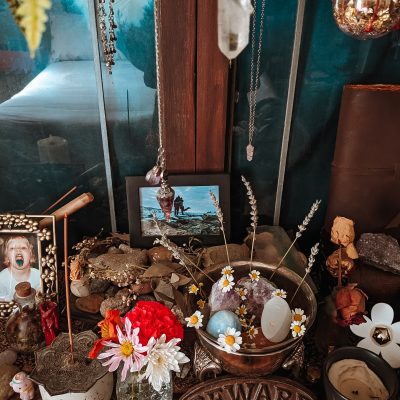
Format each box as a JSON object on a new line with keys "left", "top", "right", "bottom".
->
{"left": 156, "top": 172, "right": 175, "bottom": 222}
{"left": 218, "top": 0, "right": 254, "bottom": 60}
{"left": 332, "top": 0, "right": 400, "bottom": 39}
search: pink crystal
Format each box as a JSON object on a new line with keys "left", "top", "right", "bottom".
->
{"left": 208, "top": 280, "right": 241, "bottom": 314}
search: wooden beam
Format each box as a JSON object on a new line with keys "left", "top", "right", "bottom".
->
{"left": 160, "top": 0, "right": 196, "bottom": 173}
{"left": 196, "top": 0, "right": 229, "bottom": 173}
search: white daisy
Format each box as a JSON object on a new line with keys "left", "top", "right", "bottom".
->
{"left": 272, "top": 288, "right": 287, "bottom": 299}
{"left": 247, "top": 325, "right": 258, "bottom": 340}
{"left": 142, "top": 334, "right": 189, "bottom": 392}
{"left": 350, "top": 302, "right": 400, "bottom": 368}
{"left": 235, "top": 286, "right": 248, "bottom": 300}
{"left": 239, "top": 318, "right": 247, "bottom": 328}
{"left": 291, "top": 308, "right": 306, "bottom": 323}
{"left": 196, "top": 299, "right": 205, "bottom": 310}
{"left": 218, "top": 327, "right": 242, "bottom": 353}
{"left": 235, "top": 305, "right": 248, "bottom": 317}
{"left": 218, "top": 275, "right": 235, "bottom": 292}
{"left": 290, "top": 321, "right": 306, "bottom": 337}
{"left": 221, "top": 265, "right": 234, "bottom": 276}
{"left": 185, "top": 311, "right": 204, "bottom": 329}
{"left": 249, "top": 269, "right": 260, "bottom": 282}
{"left": 188, "top": 284, "right": 199, "bottom": 295}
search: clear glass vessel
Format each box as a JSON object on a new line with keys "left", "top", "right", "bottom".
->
{"left": 116, "top": 368, "right": 172, "bottom": 400}
{"left": 5, "top": 282, "right": 44, "bottom": 353}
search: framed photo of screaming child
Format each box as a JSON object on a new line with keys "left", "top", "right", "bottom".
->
{"left": 0, "top": 214, "right": 58, "bottom": 318}
{"left": 127, "top": 174, "right": 230, "bottom": 248}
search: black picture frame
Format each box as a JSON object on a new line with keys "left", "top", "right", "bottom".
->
{"left": 126, "top": 174, "right": 230, "bottom": 248}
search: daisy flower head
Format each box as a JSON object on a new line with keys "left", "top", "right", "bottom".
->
{"left": 188, "top": 284, "right": 199, "bottom": 295}
{"left": 249, "top": 269, "right": 260, "bottom": 282}
{"left": 218, "top": 327, "right": 242, "bottom": 353}
{"left": 272, "top": 288, "right": 287, "bottom": 299}
{"left": 221, "top": 265, "right": 234, "bottom": 276}
{"left": 218, "top": 274, "right": 235, "bottom": 292}
{"left": 292, "top": 308, "right": 307, "bottom": 323}
{"left": 143, "top": 334, "right": 189, "bottom": 391}
{"left": 97, "top": 317, "right": 148, "bottom": 381}
{"left": 247, "top": 325, "right": 258, "bottom": 340}
{"left": 239, "top": 318, "right": 247, "bottom": 328}
{"left": 185, "top": 311, "right": 204, "bottom": 329}
{"left": 235, "top": 286, "right": 248, "bottom": 300}
{"left": 197, "top": 299, "right": 206, "bottom": 309}
{"left": 290, "top": 321, "right": 306, "bottom": 338}
{"left": 235, "top": 305, "right": 248, "bottom": 317}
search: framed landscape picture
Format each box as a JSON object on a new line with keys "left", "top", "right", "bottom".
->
{"left": 127, "top": 174, "right": 230, "bottom": 248}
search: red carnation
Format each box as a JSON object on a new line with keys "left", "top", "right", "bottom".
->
{"left": 125, "top": 301, "right": 184, "bottom": 346}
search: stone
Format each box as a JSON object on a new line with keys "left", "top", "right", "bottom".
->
{"left": 202, "top": 244, "right": 250, "bottom": 269}
{"left": 0, "top": 364, "right": 19, "bottom": 400}
{"left": 357, "top": 233, "right": 400, "bottom": 274}
{"left": 206, "top": 310, "right": 241, "bottom": 339}
{"left": 0, "top": 349, "right": 17, "bottom": 367}
{"left": 89, "top": 279, "right": 110, "bottom": 294}
{"left": 261, "top": 296, "right": 291, "bottom": 343}
{"left": 105, "top": 285, "right": 119, "bottom": 298}
{"left": 75, "top": 294, "right": 104, "bottom": 314}
{"left": 148, "top": 246, "right": 173, "bottom": 264}
{"left": 100, "top": 288, "right": 131, "bottom": 317}
{"left": 208, "top": 279, "right": 241, "bottom": 314}
{"left": 130, "top": 280, "right": 153, "bottom": 295}
{"left": 70, "top": 280, "right": 90, "bottom": 298}
{"left": 237, "top": 277, "right": 276, "bottom": 325}
{"left": 107, "top": 246, "right": 123, "bottom": 254}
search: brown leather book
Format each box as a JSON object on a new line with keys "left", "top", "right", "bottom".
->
{"left": 325, "top": 84, "right": 400, "bottom": 235}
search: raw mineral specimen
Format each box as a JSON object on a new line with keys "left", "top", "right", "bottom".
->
{"left": 208, "top": 279, "right": 241, "bottom": 314}
{"left": 357, "top": 233, "right": 400, "bottom": 274}
{"left": 237, "top": 277, "right": 276, "bottom": 325}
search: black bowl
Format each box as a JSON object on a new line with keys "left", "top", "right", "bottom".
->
{"left": 323, "top": 346, "right": 399, "bottom": 400}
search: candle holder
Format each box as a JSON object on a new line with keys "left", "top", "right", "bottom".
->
{"left": 323, "top": 346, "right": 399, "bottom": 400}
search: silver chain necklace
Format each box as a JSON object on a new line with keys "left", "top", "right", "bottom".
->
{"left": 246, "top": 0, "right": 266, "bottom": 162}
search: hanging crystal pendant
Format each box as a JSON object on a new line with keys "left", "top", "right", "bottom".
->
{"left": 332, "top": 0, "right": 400, "bottom": 39}
{"left": 156, "top": 173, "right": 175, "bottom": 222}
{"left": 218, "top": 0, "right": 253, "bottom": 60}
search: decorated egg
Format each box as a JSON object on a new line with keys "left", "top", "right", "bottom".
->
{"left": 206, "top": 310, "right": 241, "bottom": 339}
{"left": 261, "top": 296, "right": 291, "bottom": 343}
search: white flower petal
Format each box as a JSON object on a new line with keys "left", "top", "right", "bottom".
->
{"left": 380, "top": 342, "right": 400, "bottom": 369}
{"left": 371, "top": 303, "right": 394, "bottom": 325}
{"left": 350, "top": 316, "right": 373, "bottom": 338}
{"left": 390, "top": 321, "right": 400, "bottom": 344}
{"left": 357, "top": 337, "right": 381, "bottom": 355}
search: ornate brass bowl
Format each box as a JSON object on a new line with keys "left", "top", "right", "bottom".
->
{"left": 194, "top": 261, "right": 317, "bottom": 376}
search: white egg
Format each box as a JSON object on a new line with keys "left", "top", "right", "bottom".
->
{"left": 261, "top": 296, "right": 292, "bottom": 343}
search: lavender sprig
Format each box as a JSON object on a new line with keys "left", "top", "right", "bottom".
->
{"left": 270, "top": 199, "right": 321, "bottom": 280}
{"left": 209, "top": 191, "right": 231, "bottom": 266}
{"left": 241, "top": 176, "right": 258, "bottom": 271}
{"left": 290, "top": 242, "right": 319, "bottom": 304}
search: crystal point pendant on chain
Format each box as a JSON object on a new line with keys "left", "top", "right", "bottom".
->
{"left": 157, "top": 177, "right": 175, "bottom": 222}
{"left": 145, "top": 165, "right": 162, "bottom": 185}
{"left": 218, "top": 0, "right": 253, "bottom": 60}
{"left": 246, "top": 143, "right": 254, "bottom": 161}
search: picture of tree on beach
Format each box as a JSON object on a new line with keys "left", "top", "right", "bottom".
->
{"left": 139, "top": 185, "right": 220, "bottom": 237}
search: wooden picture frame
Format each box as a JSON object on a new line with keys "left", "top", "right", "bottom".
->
{"left": 0, "top": 214, "right": 58, "bottom": 318}
{"left": 127, "top": 174, "right": 230, "bottom": 248}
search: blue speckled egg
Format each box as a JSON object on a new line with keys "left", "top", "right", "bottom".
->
{"left": 206, "top": 310, "right": 241, "bottom": 338}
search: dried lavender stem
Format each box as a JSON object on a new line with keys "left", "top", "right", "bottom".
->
{"left": 270, "top": 240, "right": 297, "bottom": 280}
{"left": 290, "top": 273, "right": 307, "bottom": 304}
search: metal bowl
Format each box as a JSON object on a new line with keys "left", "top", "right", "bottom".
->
{"left": 194, "top": 261, "right": 317, "bottom": 376}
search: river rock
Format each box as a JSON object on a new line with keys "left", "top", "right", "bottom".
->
{"left": 237, "top": 277, "right": 276, "bottom": 325}
{"left": 148, "top": 246, "right": 173, "bottom": 264}
{"left": 0, "top": 364, "right": 19, "bottom": 400}
{"left": 0, "top": 349, "right": 17, "bottom": 367}
{"left": 75, "top": 294, "right": 104, "bottom": 314}
{"left": 202, "top": 244, "right": 250, "bottom": 269}
{"left": 70, "top": 280, "right": 90, "bottom": 298}
{"left": 209, "top": 279, "right": 241, "bottom": 314}
{"left": 100, "top": 288, "right": 131, "bottom": 317}
{"left": 89, "top": 279, "right": 111, "bottom": 294}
